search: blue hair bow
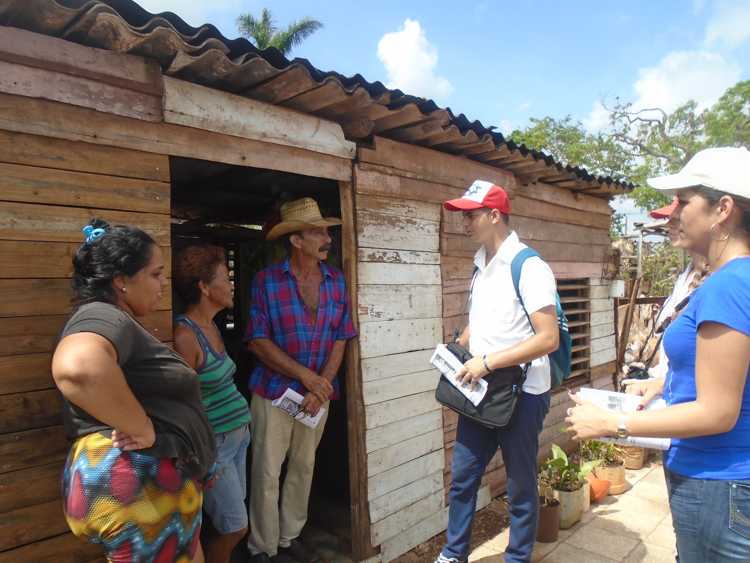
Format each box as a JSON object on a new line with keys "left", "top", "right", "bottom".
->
{"left": 82, "top": 225, "right": 106, "bottom": 244}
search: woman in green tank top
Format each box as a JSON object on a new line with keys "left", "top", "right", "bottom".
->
{"left": 174, "top": 245, "right": 251, "bottom": 563}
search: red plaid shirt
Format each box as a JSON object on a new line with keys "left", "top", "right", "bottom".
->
{"left": 245, "top": 259, "right": 357, "bottom": 400}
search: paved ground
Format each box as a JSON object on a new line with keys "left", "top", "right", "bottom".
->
{"left": 468, "top": 461, "right": 676, "bottom": 563}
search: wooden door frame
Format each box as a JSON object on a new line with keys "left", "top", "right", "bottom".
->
{"left": 338, "top": 179, "right": 376, "bottom": 561}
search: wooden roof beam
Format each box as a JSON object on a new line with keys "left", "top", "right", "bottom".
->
{"left": 371, "top": 104, "right": 427, "bottom": 134}
{"left": 386, "top": 119, "right": 444, "bottom": 143}
{"left": 318, "top": 87, "right": 376, "bottom": 119}
{"left": 282, "top": 80, "right": 348, "bottom": 112}
{"left": 439, "top": 138, "right": 496, "bottom": 154}
{"left": 244, "top": 66, "right": 316, "bottom": 105}
{"left": 422, "top": 125, "right": 470, "bottom": 148}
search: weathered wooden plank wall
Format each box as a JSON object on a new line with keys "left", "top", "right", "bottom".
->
{"left": 0, "top": 28, "right": 361, "bottom": 562}
{"left": 0, "top": 127, "right": 171, "bottom": 561}
{"left": 355, "top": 137, "right": 618, "bottom": 561}
{"left": 354, "top": 171, "right": 448, "bottom": 560}
{"left": 355, "top": 137, "right": 539, "bottom": 561}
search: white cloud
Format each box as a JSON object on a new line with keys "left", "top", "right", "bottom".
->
{"left": 585, "top": 49, "right": 740, "bottom": 131}
{"left": 135, "top": 0, "right": 247, "bottom": 27}
{"left": 704, "top": 0, "right": 750, "bottom": 50}
{"left": 518, "top": 100, "right": 532, "bottom": 112}
{"left": 499, "top": 120, "right": 514, "bottom": 135}
{"left": 632, "top": 50, "right": 740, "bottom": 113}
{"left": 377, "top": 19, "right": 453, "bottom": 102}
{"left": 583, "top": 100, "right": 611, "bottom": 132}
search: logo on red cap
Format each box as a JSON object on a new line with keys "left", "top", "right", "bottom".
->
{"left": 443, "top": 180, "right": 511, "bottom": 214}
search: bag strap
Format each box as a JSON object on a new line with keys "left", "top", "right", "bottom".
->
{"left": 511, "top": 248, "right": 541, "bottom": 378}
{"left": 643, "top": 293, "right": 691, "bottom": 369}
{"left": 643, "top": 332, "right": 665, "bottom": 369}
{"left": 511, "top": 247, "right": 539, "bottom": 332}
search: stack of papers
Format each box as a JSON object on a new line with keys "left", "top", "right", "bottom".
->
{"left": 577, "top": 387, "right": 671, "bottom": 450}
{"left": 430, "top": 344, "right": 488, "bottom": 406}
{"left": 272, "top": 388, "right": 326, "bottom": 429}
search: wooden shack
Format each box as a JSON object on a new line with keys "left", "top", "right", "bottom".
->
{"left": 0, "top": 1, "right": 629, "bottom": 561}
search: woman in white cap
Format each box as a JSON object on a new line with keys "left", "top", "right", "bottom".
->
{"left": 566, "top": 147, "right": 750, "bottom": 562}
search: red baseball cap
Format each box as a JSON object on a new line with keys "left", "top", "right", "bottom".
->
{"left": 444, "top": 180, "right": 511, "bottom": 214}
{"left": 649, "top": 197, "right": 679, "bottom": 219}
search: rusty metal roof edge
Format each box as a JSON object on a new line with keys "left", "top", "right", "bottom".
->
{"left": 7, "top": 0, "right": 633, "bottom": 193}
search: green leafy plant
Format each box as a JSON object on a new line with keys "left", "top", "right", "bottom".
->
{"left": 540, "top": 445, "right": 601, "bottom": 493}
{"left": 580, "top": 440, "right": 624, "bottom": 467}
{"left": 538, "top": 465, "right": 558, "bottom": 507}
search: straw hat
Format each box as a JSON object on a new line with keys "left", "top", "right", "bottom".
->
{"left": 266, "top": 197, "right": 342, "bottom": 241}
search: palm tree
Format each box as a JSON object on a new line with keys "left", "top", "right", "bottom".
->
{"left": 237, "top": 8, "right": 323, "bottom": 56}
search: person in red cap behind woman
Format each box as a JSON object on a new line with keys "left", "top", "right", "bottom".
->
{"left": 435, "top": 180, "right": 560, "bottom": 563}
{"left": 644, "top": 197, "right": 708, "bottom": 380}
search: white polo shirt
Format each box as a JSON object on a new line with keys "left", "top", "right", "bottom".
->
{"left": 468, "top": 231, "right": 558, "bottom": 395}
{"left": 649, "top": 264, "right": 698, "bottom": 379}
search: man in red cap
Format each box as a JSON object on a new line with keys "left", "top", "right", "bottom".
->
{"left": 649, "top": 196, "right": 679, "bottom": 222}
{"left": 436, "top": 180, "right": 560, "bottom": 563}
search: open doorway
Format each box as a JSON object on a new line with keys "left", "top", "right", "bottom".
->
{"left": 170, "top": 156, "right": 353, "bottom": 559}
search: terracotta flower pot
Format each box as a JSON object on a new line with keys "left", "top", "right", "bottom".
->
{"left": 622, "top": 446, "right": 647, "bottom": 470}
{"left": 595, "top": 464, "right": 628, "bottom": 495}
{"left": 537, "top": 498, "right": 560, "bottom": 543}
{"left": 554, "top": 486, "right": 585, "bottom": 529}
{"left": 587, "top": 473, "right": 611, "bottom": 503}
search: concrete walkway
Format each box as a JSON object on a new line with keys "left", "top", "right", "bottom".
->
{"left": 469, "top": 461, "right": 676, "bottom": 563}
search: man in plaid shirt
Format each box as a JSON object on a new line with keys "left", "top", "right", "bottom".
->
{"left": 245, "top": 198, "right": 357, "bottom": 563}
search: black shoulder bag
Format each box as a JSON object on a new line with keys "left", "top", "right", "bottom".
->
{"left": 434, "top": 267, "right": 527, "bottom": 429}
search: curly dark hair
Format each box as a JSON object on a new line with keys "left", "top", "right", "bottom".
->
{"left": 173, "top": 245, "right": 227, "bottom": 306}
{"left": 72, "top": 219, "right": 157, "bottom": 305}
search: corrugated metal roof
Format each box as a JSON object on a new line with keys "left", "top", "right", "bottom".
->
{"left": 0, "top": 0, "right": 633, "bottom": 196}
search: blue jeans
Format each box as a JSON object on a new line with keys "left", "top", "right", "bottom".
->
{"left": 665, "top": 468, "right": 750, "bottom": 562}
{"left": 203, "top": 424, "right": 251, "bottom": 534}
{"left": 442, "top": 392, "right": 550, "bottom": 563}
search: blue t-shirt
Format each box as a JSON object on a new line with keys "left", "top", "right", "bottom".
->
{"left": 662, "top": 257, "right": 750, "bottom": 479}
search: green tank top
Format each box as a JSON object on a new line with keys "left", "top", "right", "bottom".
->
{"left": 176, "top": 315, "right": 250, "bottom": 435}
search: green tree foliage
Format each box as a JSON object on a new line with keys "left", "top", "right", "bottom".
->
{"left": 641, "top": 242, "right": 685, "bottom": 297}
{"left": 237, "top": 8, "right": 322, "bottom": 55}
{"left": 705, "top": 81, "right": 750, "bottom": 147}
{"left": 511, "top": 80, "right": 750, "bottom": 213}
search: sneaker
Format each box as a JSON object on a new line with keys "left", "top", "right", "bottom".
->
{"left": 434, "top": 554, "right": 467, "bottom": 563}
{"left": 278, "top": 539, "right": 321, "bottom": 563}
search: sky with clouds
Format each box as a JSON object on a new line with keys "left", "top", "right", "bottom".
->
{"left": 136, "top": 0, "right": 750, "bottom": 228}
{"left": 136, "top": 0, "right": 750, "bottom": 134}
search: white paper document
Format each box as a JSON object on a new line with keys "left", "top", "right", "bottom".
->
{"left": 272, "top": 387, "right": 326, "bottom": 429}
{"left": 431, "top": 344, "right": 488, "bottom": 406}
{"left": 577, "top": 387, "right": 671, "bottom": 450}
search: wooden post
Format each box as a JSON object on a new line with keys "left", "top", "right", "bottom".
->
{"left": 338, "top": 180, "right": 377, "bottom": 561}
{"left": 616, "top": 277, "right": 642, "bottom": 388}
{"left": 612, "top": 297, "right": 619, "bottom": 390}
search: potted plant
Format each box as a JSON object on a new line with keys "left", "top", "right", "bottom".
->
{"left": 537, "top": 463, "right": 561, "bottom": 543}
{"left": 621, "top": 445, "right": 647, "bottom": 470}
{"left": 579, "top": 441, "right": 611, "bottom": 503}
{"left": 542, "top": 445, "right": 598, "bottom": 529}
{"left": 592, "top": 441, "right": 628, "bottom": 495}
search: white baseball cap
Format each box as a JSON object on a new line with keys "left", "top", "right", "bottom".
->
{"left": 647, "top": 147, "right": 750, "bottom": 201}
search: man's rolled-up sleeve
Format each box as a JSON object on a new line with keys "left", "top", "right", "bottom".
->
{"left": 245, "top": 273, "right": 271, "bottom": 342}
